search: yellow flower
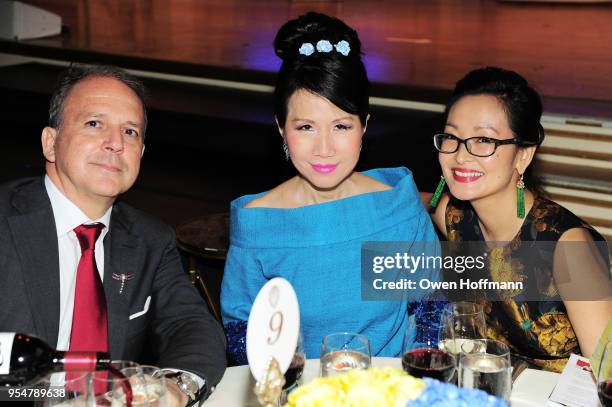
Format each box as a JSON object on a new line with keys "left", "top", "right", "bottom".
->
{"left": 285, "top": 367, "right": 425, "bottom": 407}
{"left": 288, "top": 382, "right": 340, "bottom": 407}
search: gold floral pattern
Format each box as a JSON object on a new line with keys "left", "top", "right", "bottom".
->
{"left": 446, "top": 205, "right": 464, "bottom": 226}
{"left": 488, "top": 247, "right": 526, "bottom": 298}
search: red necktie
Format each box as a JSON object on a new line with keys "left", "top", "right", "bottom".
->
{"left": 69, "top": 223, "right": 108, "bottom": 353}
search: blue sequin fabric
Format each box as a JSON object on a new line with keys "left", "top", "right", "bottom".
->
{"left": 409, "top": 378, "right": 508, "bottom": 407}
{"left": 224, "top": 320, "right": 248, "bottom": 366}
{"left": 224, "top": 302, "right": 447, "bottom": 366}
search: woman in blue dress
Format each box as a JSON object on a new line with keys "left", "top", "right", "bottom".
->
{"left": 221, "top": 12, "right": 439, "bottom": 364}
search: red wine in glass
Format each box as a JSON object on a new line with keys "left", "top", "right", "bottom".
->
{"left": 283, "top": 353, "right": 305, "bottom": 389}
{"left": 599, "top": 380, "right": 612, "bottom": 407}
{"left": 402, "top": 348, "right": 455, "bottom": 382}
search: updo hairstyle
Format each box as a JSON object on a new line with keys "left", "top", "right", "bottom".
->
{"left": 274, "top": 12, "right": 370, "bottom": 127}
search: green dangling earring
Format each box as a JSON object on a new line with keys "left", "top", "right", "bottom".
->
{"left": 429, "top": 176, "right": 446, "bottom": 208}
{"left": 517, "top": 173, "right": 525, "bottom": 218}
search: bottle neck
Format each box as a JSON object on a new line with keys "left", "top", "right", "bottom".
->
{"left": 53, "top": 351, "right": 112, "bottom": 372}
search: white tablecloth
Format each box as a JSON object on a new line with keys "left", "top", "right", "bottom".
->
{"left": 205, "top": 358, "right": 560, "bottom": 406}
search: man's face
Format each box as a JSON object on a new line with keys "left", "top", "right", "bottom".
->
{"left": 42, "top": 76, "right": 145, "bottom": 208}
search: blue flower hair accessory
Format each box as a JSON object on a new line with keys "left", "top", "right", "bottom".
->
{"left": 334, "top": 40, "right": 351, "bottom": 56}
{"left": 298, "top": 42, "right": 315, "bottom": 56}
{"left": 316, "top": 40, "right": 333, "bottom": 53}
{"left": 298, "top": 40, "right": 351, "bottom": 56}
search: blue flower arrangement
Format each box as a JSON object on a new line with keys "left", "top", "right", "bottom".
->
{"left": 409, "top": 378, "right": 508, "bottom": 407}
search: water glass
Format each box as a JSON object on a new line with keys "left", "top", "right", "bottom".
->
{"left": 597, "top": 341, "right": 612, "bottom": 407}
{"left": 320, "top": 332, "right": 371, "bottom": 377}
{"left": 459, "top": 339, "right": 512, "bottom": 401}
{"left": 439, "top": 301, "right": 487, "bottom": 357}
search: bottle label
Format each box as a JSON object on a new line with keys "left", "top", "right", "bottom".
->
{"left": 64, "top": 352, "right": 97, "bottom": 371}
{"left": 0, "top": 333, "right": 16, "bottom": 375}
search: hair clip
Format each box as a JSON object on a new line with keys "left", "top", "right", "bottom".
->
{"left": 334, "top": 40, "right": 351, "bottom": 56}
{"left": 298, "top": 43, "right": 315, "bottom": 56}
{"left": 298, "top": 40, "right": 351, "bottom": 56}
{"left": 316, "top": 40, "right": 333, "bottom": 53}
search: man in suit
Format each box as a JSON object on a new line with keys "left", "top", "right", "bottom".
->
{"left": 0, "top": 65, "right": 226, "bottom": 405}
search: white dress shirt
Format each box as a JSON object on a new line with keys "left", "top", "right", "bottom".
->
{"left": 44, "top": 175, "right": 112, "bottom": 351}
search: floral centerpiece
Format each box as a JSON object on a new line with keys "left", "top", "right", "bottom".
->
{"left": 284, "top": 367, "right": 508, "bottom": 407}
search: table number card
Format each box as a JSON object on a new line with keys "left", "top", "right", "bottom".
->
{"left": 246, "top": 277, "right": 301, "bottom": 381}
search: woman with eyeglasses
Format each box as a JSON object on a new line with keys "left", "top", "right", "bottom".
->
{"left": 428, "top": 67, "right": 611, "bottom": 372}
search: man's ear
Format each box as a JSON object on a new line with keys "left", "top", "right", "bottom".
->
{"left": 41, "top": 127, "right": 58, "bottom": 163}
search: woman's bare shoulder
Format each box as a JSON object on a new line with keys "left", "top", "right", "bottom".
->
{"left": 355, "top": 172, "right": 393, "bottom": 193}
{"left": 244, "top": 179, "right": 293, "bottom": 208}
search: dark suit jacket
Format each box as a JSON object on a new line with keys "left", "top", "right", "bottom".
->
{"left": 0, "top": 177, "right": 226, "bottom": 385}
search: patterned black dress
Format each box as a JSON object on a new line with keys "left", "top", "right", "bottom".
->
{"left": 444, "top": 196, "right": 607, "bottom": 372}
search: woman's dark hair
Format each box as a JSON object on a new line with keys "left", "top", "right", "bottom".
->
{"left": 274, "top": 12, "right": 369, "bottom": 127}
{"left": 445, "top": 66, "right": 545, "bottom": 194}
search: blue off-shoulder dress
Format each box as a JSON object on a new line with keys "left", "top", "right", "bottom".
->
{"left": 221, "top": 167, "right": 440, "bottom": 365}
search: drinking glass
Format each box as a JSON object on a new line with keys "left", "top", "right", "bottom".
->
{"left": 439, "top": 301, "right": 487, "bottom": 358}
{"left": 320, "top": 332, "right": 371, "bottom": 377}
{"left": 38, "top": 371, "right": 90, "bottom": 407}
{"left": 459, "top": 339, "right": 512, "bottom": 401}
{"left": 90, "top": 360, "right": 153, "bottom": 406}
{"left": 279, "top": 331, "right": 305, "bottom": 405}
{"left": 597, "top": 341, "right": 612, "bottom": 407}
{"left": 113, "top": 365, "right": 167, "bottom": 407}
{"left": 401, "top": 312, "right": 455, "bottom": 382}
{"left": 91, "top": 369, "right": 130, "bottom": 406}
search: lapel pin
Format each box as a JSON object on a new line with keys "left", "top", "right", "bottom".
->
{"left": 112, "top": 273, "right": 135, "bottom": 294}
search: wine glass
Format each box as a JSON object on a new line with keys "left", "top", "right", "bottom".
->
{"left": 279, "top": 331, "right": 305, "bottom": 405}
{"left": 90, "top": 361, "right": 141, "bottom": 406}
{"left": 401, "top": 311, "right": 455, "bottom": 382}
{"left": 439, "top": 301, "right": 487, "bottom": 358}
{"left": 38, "top": 371, "right": 90, "bottom": 406}
{"left": 458, "top": 339, "right": 512, "bottom": 401}
{"left": 113, "top": 365, "right": 167, "bottom": 407}
{"left": 320, "top": 332, "right": 371, "bottom": 377}
{"left": 597, "top": 341, "right": 612, "bottom": 407}
{"left": 91, "top": 370, "right": 130, "bottom": 406}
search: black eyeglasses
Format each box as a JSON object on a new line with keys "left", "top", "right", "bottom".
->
{"left": 433, "top": 133, "right": 536, "bottom": 158}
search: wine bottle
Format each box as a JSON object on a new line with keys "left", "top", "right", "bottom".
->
{"left": 0, "top": 332, "right": 111, "bottom": 386}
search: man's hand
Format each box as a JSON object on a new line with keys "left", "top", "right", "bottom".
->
{"left": 165, "top": 379, "right": 190, "bottom": 407}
